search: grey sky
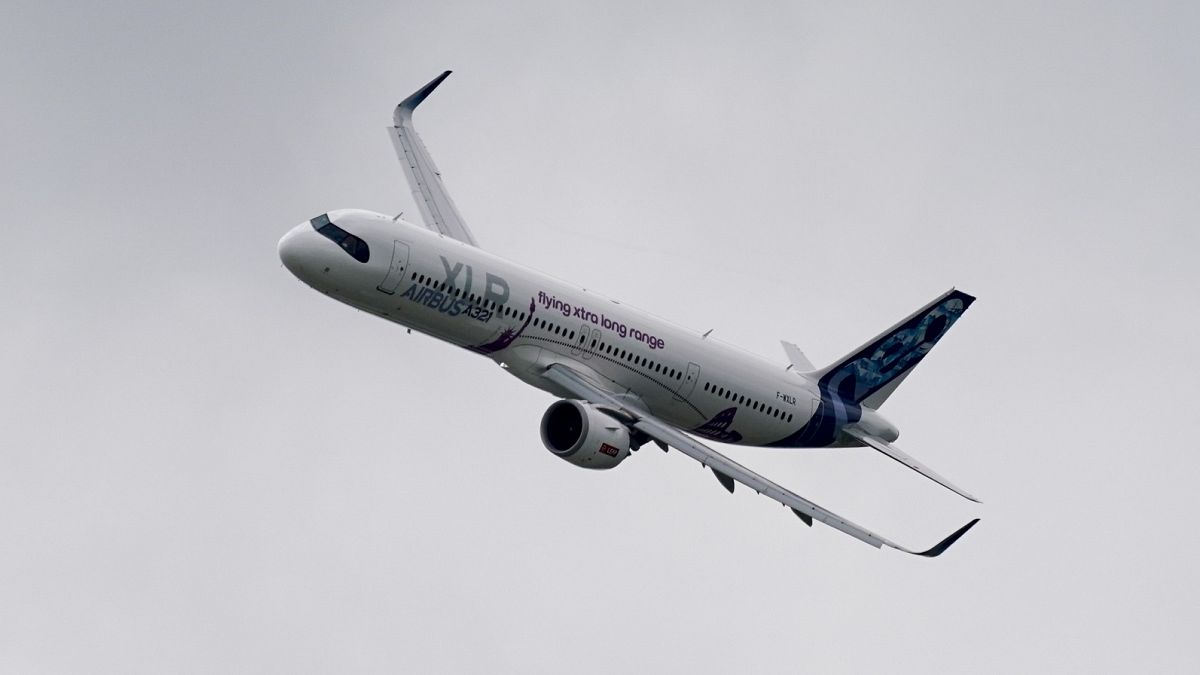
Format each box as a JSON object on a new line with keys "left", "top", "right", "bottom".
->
{"left": 3, "top": 1, "right": 1198, "bottom": 672}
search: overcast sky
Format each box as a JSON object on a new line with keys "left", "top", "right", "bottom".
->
{"left": 3, "top": 1, "right": 1198, "bottom": 672}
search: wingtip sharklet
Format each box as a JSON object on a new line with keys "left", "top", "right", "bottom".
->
{"left": 394, "top": 70, "right": 453, "bottom": 124}
{"left": 907, "top": 518, "right": 980, "bottom": 558}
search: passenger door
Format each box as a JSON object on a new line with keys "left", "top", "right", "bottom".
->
{"left": 570, "top": 322, "right": 589, "bottom": 356}
{"left": 376, "top": 240, "right": 411, "bottom": 294}
{"left": 673, "top": 362, "right": 701, "bottom": 400}
{"left": 581, "top": 327, "right": 601, "bottom": 360}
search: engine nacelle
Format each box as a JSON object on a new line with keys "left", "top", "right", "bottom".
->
{"left": 539, "top": 399, "right": 632, "bottom": 470}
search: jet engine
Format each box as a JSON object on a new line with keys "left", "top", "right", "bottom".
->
{"left": 539, "top": 399, "right": 632, "bottom": 470}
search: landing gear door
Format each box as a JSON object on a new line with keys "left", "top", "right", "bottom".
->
{"left": 376, "top": 240, "right": 411, "bottom": 294}
{"left": 674, "top": 362, "right": 701, "bottom": 400}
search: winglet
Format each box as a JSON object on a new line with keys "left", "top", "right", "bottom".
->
{"left": 394, "top": 70, "right": 452, "bottom": 124}
{"left": 909, "top": 519, "right": 980, "bottom": 558}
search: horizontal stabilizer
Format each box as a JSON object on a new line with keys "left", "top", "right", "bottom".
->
{"left": 844, "top": 427, "right": 980, "bottom": 503}
{"left": 781, "top": 341, "right": 815, "bottom": 372}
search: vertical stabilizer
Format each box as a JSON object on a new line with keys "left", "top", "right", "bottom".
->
{"left": 813, "top": 289, "right": 975, "bottom": 408}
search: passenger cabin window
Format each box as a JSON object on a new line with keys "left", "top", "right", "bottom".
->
{"left": 311, "top": 214, "right": 369, "bottom": 263}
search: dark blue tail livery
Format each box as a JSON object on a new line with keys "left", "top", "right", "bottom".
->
{"left": 815, "top": 289, "right": 975, "bottom": 406}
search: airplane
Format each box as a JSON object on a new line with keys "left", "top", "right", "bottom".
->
{"left": 278, "top": 71, "right": 981, "bottom": 557}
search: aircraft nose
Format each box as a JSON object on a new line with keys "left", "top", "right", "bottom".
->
{"left": 278, "top": 222, "right": 316, "bottom": 278}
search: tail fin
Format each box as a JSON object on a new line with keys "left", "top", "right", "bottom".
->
{"left": 811, "top": 289, "right": 975, "bottom": 408}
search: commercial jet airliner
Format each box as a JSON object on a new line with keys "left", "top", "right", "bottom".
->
{"left": 279, "top": 71, "right": 981, "bottom": 556}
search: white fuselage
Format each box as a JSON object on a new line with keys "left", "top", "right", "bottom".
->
{"left": 279, "top": 209, "right": 878, "bottom": 448}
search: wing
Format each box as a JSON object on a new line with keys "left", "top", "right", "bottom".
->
{"left": 543, "top": 363, "right": 979, "bottom": 557}
{"left": 389, "top": 71, "right": 479, "bottom": 247}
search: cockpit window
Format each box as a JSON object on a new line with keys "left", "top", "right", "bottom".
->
{"left": 310, "top": 214, "right": 369, "bottom": 263}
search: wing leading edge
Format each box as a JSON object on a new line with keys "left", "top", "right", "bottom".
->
{"left": 542, "top": 363, "right": 979, "bottom": 557}
{"left": 389, "top": 70, "right": 479, "bottom": 247}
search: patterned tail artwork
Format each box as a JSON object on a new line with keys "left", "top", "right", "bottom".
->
{"left": 817, "top": 290, "right": 975, "bottom": 404}
{"left": 771, "top": 289, "right": 975, "bottom": 448}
